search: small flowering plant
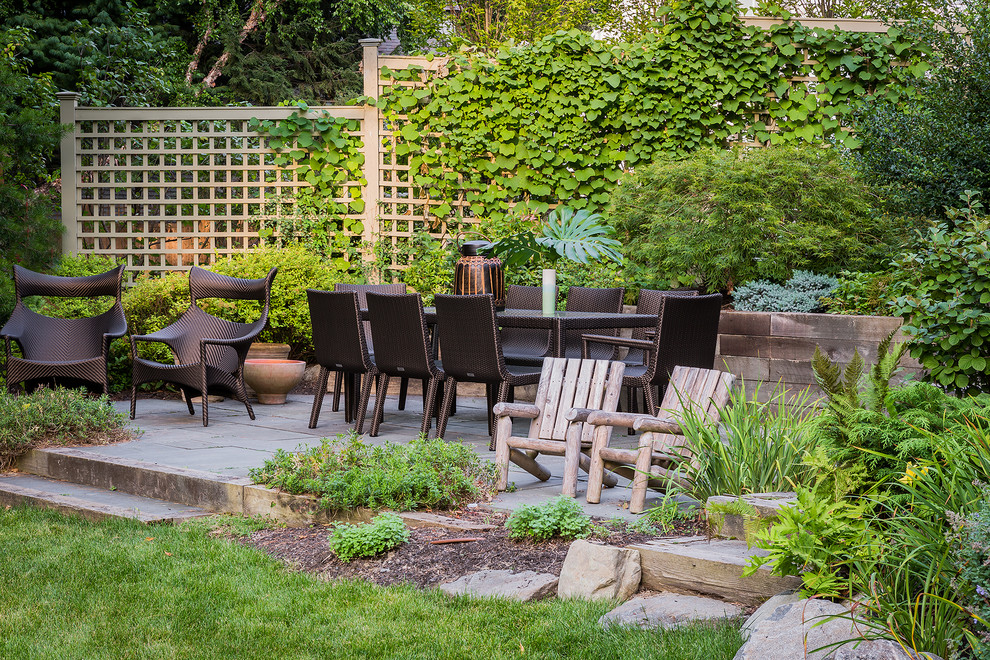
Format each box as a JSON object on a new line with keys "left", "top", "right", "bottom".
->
{"left": 955, "top": 487, "right": 990, "bottom": 657}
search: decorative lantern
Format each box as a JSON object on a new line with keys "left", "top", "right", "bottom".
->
{"left": 453, "top": 240, "right": 505, "bottom": 309}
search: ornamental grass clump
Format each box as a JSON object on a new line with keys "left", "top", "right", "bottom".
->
{"left": 0, "top": 387, "right": 130, "bottom": 469}
{"left": 249, "top": 432, "right": 498, "bottom": 512}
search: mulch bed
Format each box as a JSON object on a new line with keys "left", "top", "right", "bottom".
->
{"left": 241, "top": 508, "right": 707, "bottom": 589}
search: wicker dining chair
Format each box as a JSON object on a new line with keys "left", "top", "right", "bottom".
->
{"left": 331, "top": 283, "right": 407, "bottom": 413}
{"left": 562, "top": 286, "right": 625, "bottom": 359}
{"left": 582, "top": 293, "right": 723, "bottom": 416}
{"left": 433, "top": 293, "right": 542, "bottom": 441}
{"left": 307, "top": 289, "right": 378, "bottom": 432}
{"left": 130, "top": 266, "right": 277, "bottom": 427}
{"left": 500, "top": 284, "right": 553, "bottom": 367}
{"left": 366, "top": 292, "right": 445, "bottom": 437}
{"left": 2, "top": 264, "right": 127, "bottom": 394}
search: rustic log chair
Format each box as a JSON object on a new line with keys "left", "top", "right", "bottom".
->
{"left": 130, "top": 266, "right": 277, "bottom": 427}
{"left": 569, "top": 365, "right": 735, "bottom": 513}
{"left": 581, "top": 293, "right": 723, "bottom": 417}
{"left": 365, "top": 291, "right": 445, "bottom": 437}
{"left": 332, "top": 283, "right": 408, "bottom": 412}
{"left": 492, "top": 357, "right": 624, "bottom": 497}
{"left": 501, "top": 284, "right": 554, "bottom": 367}
{"left": 433, "top": 293, "right": 542, "bottom": 440}
{"left": 2, "top": 264, "right": 127, "bottom": 394}
{"left": 307, "top": 289, "right": 378, "bottom": 432}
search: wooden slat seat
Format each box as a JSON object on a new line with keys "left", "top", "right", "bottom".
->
{"left": 493, "top": 357, "right": 625, "bottom": 497}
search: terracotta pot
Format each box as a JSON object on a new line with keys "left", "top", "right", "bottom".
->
{"left": 243, "top": 359, "right": 306, "bottom": 404}
{"left": 247, "top": 342, "right": 291, "bottom": 360}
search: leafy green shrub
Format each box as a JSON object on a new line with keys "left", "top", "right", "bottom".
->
{"left": 0, "top": 387, "right": 130, "bottom": 469}
{"left": 328, "top": 512, "right": 410, "bottom": 562}
{"left": 732, "top": 271, "right": 838, "bottom": 313}
{"left": 821, "top": 271, "right": 900, "bottom": 316}
{"left": 606, "top": 144, "right": 914, "bottom": 293}
{"left": 248, "top": 432, "right": 498, "bottom": 511}
{"left": 206, "top": 243, "right": 352, "bottom": 359}
{"left": 667, "top": 383, "right": 818, "bottom": 504}
{"left": 505, "top": 496, "right": 591, "bottom": 541}
{"left": 892, "top": 192, "right": 990, "bottom": 393}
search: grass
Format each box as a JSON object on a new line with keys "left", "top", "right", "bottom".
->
{"left": 0, "top": 507, "right": 744, "bottom": 660}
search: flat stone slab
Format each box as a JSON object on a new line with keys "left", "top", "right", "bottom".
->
{"left": 0, "top": 473, "right": 211, "bottom": 523}
{"left": 629, "top": 536, "right": 802, "bottom": 606}
{"left": 600, "top": 592, "right": 743, "bottom": 630}
{"left": 707, "top": 492, "right": 796, "bottom": 541}
{"left": 439, "top": 570, "right": 558, "bottom": 602}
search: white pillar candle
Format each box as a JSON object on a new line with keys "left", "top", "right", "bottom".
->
{"left": 542, "top": 269, "right": 556, "bottom": 315}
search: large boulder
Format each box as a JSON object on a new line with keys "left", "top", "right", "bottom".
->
{"left": 599, "top": 592, "right": 743, "bottom": 630}
{"left": 439, "top": 570, "right": 558, "bottom": 602}
{"left": 557, "top": 540, "right": 641, "bottom": 601}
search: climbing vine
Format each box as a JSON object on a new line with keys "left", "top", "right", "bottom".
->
{"left": 380, "top": 0, "right": 930, "bottom": 222}
{"left": 248, "top": 102, "right": 366, "bottom": 260}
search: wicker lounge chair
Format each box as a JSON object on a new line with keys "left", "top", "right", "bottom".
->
{"left": 582, "top": 293, "right": 722, "bottom": 416}
{"left": 2, "top": 264, "right": 127, "bottom": 394}
{"left": 307, "top": 289, "right": 378, "bottom": 432}
{"left": 365, "top": 291, "right": 445, "bottom": 437}
{"left": 130, "top": 266, "right": 277, "bottom": 426}
{"left": 433, "top": 293, "right": 542, "bottom": 440}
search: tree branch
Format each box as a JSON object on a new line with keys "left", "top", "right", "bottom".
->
{"left": 202, "top": 0, "right": 287, "bottom": 89}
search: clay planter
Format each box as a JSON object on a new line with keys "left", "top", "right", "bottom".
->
{"left": 242, "top": 359, "right": 306, "bottom": 404}
{"left": 246, "top": 342, "right": 291, "bottom": 360}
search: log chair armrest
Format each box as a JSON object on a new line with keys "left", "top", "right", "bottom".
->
{"left": 633, "top": 415, "right": 683, "bottom": 435}
{"left": 492, "top": 402, "right": 540, "bottom": 419}
{"left": 567, "top": 408, "right": 645, "bottom": 429}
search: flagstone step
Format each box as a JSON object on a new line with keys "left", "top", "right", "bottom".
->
{"left": 0, "top": 472, "right": 212, "bottom": 523}
{"left": 628, "top": 536, "right": 802, "bottom": 606}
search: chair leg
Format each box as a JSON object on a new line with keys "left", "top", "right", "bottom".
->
{"left": 586, "top": 424, "right": 611, "bottom": 505}
{"left": 200, "top": 374, "right": 209, "bottom": 427}
{"left": 130, "top": 383, "right": 137, "bottom": 420}
{"left": 331, "top": 371, "right": 343, "bottom": 412}
{"left": 183, "top": 388, "right": 196, "bottom": 415}
{"left": 309, "top": 366, "right": 331, "bottom": 429}
{"left": 235, "top": 368, "right": 255, "bottom": 421}
{"left": 436, "top": 378, "right": 457, "bottom": 439}
{"left": 630, "top": 433, "right": 655, "bottom": 514}
{"left": 494, "top": 413, "right": 512, "bottom": 490}
{"left": 355, "top": 372, "right": 374, "bottom": 434}
{"left": 644, "top": 384, "right": 659, "bottom": 417}
{"left": 398, "top": 377, "right": 408, "bottom": 410}
{"left": 420, "top": 376, "right": 439, "bottom": 437}
{"left": 562, "top": 424, "right": 582, "bottom": 498}
{"left": 370, "top": 374, "right": 390, "bottom": 437}
{"left": 489, "top": 381, "right": 511, "bottom": 448}
{"left": 342, "top": 373, "right": 353, "bottom": 424}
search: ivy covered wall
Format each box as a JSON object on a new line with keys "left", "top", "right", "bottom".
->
{"left": 380, "top": 0, "right": 930, "bottom": 222}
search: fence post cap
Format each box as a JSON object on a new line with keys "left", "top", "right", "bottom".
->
{"left": 358, "top": 38, "right": 383, "bottom": 45}
{"left": 56, "top": 91, "right": 81, "bottom": 100}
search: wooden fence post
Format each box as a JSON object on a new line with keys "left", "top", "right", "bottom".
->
{"left": 360, "top": 39, "right": 382, "bottom": 280}
{"left": 57, "top": 91, "right": 80, "bottom": 257}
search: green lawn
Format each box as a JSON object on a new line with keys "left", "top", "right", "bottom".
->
{"left": 0, "top": 507, "right": 744, "bottom": 659}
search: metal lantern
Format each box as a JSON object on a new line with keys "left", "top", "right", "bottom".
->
{"left": 453, "top": 240, "right": 505, "bottom": 309}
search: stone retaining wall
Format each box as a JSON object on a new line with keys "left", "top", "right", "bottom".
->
{"left": 715, "top": 311, "right": 923, "bottom": 400}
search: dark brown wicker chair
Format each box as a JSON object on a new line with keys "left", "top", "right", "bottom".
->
{"left": 563, "top": 286, "right": 625, "bottom": 359}
{"left": 501, "top": 284, "right": 553, "bottom": 367}
{"left": 433, "top": 293, "right": 542, "bottom": 441}
{"left": 332, "top": 283, "right": 408, "bottom": 412}
{"left": 582, "top": 293, "right": 723, "bottom": 416}
{"left": 366, "top": 292, "right": 444, "bottom": 437}
{"left": 130, "top": 266, "right": 277, "bottom": 426}
{"left": 307, "top": 289, "right": 378, "bottom": 432}
{"left": 2, "top": 265, "right": 127, "bottom": 394}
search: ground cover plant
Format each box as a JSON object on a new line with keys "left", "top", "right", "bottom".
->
{"left": 0, "top": 387, "right": 130, "bottom": 469}
{"left": 328, "top": 512, "right": 410, "bottom": 561}
{"left": 505, "top": 496, "right": 592, "bottom": 541}
{"left": 0, "top": 507, "right": 744, "bottom": 659}
{"left": 732, "top": 270, "right": 838, "bottom": 313}
{"left": 249, "top": 432, "right": 499, "bottom": 512}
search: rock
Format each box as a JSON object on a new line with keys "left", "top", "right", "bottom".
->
{"left": 439, "top": 570, "right": 558, "bottom": 602}
{"left": 557, "top": 539, "right": 641, "bottom": 602}
{"left": 740, "top": 590, "right": 802, "bottom": 640}
{"left": 599, "top": 592, "right": 743, "bottom": 630}
{"left": 833, "top": 639, "right": 942, "bottom": 660}
{"left": 734, "top": 597, "right": 859, "bottom": 660}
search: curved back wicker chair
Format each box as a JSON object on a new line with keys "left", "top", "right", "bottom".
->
{"left": 307, "top": 289, "right": 378, "bottom": 432}
{"left": 130, "top": 266, "right": 277, "bottom": 426}
{"left": 2, "top": 264, "right": 127, "bottom": 394}
{"left": 582, "top": 293, "right": 723, "bottom": 416}
{"left": 624, "top": 289, "right": 699, "bottom": 366}
{"left": 332, "top": 283, "right": 408, "bottom": 412}
{"left": 366, "top": 292, "right": 444, "bottom": 437}
{"left": 433, "top": 294, "right": 542, "bottom": 441}
{"left": 562, "top": 286, "right": 625, "bottom": 359}
{"left": 500, "top": 284, "right": 553, "bottom": 367}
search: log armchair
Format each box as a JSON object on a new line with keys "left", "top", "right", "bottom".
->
{"left": 2, "top": 264, "right": 127, "bottom": 394}
{"left": 130, "top": 266, "right": 277, "bottom": 426}
{"left": 569, "top": 365, "right": 735, "bottom": 513}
